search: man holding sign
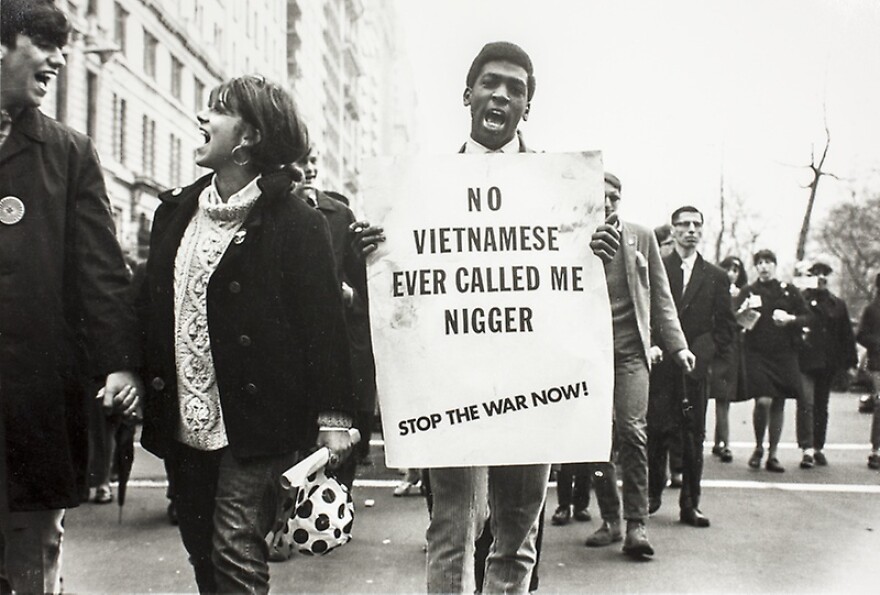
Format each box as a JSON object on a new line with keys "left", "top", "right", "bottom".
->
{"left": 355, "top": 42, "right": 620, "bottom": 593}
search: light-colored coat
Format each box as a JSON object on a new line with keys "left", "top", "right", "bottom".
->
{"left": 620, "top": 220, "right": 687, "bottom": 366}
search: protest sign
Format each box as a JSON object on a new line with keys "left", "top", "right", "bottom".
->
{"left": 361, "top": 152, "right": 613, "bottom": 468}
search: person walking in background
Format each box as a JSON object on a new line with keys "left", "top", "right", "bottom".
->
{"left": 137, "top": 75, "right": 355, "bottom": 593}
{"left": 0, "top": 1, "right": 142, "bottom": 591}
{"left": 646, "top": 206, "right": 735, "bottom": 528}
{"left": 739, "top": 250, "right": 811, "bottom": 473}
{"left": 294, "top": 146, "right": 377, "bottom": 488}
{"left": 654, "top": 224, "right": 675, "bottom": 258}
{"left": 711, "top": 256, "right": 749, "bottom": 463}
{"left": 856, "top": 273, "right": 880, "bottom": 470}
{"left": 797, "top": 260, "right": 858, "bottom": 468}
{"left": 584, "top": 173, "right": 694, "bottom": 558}
{"left": 551, "top": 463, "right": 592, "bottom": 525}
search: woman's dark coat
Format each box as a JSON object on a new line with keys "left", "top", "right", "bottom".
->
{"left": 138, "top": 172, "right": 354, "bottom": 460}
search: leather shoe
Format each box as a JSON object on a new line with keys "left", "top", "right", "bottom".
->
{"left": 814, "top": 451, "right": 828, "bottom": 466}
{"left": 711, "top": 445, "right": 723, "bottom": 457}
{"left": 765, "top": 457, "right": 785, "bottom": 473}
{"left": 799, "top": 453, "right": 814, "bottom": 469}
{"left": 622, "top": 522, "right": 654, "bottom": 558}
{"left": 720, "top": 447, "right": 734, "bottom": 463}
{"left": 868, "top": 453, "right": 880, "bottom": 470}
{"left": 748, "top": 448, "right": 764, "bottom": 469}
{"left": 551, "top": 506, "right": 571, "bottom": 526}
{"left": 648, "top": 496, "right": 661, "bottom": 514}
{"left": 573, "top": 507, "right": 592, "bottom": 522}
{"left": 584, "top": 520, "right": 622, "bottom": 547}
{"left": 680, "top": 508, "right": 710, "bottom": 527}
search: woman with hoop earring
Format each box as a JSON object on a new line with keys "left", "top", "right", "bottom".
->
{"left": 136, "top": 75, "right": 355, "bottom": 593}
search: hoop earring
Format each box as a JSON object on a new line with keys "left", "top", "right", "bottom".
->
{"left": 231, "top": 144, "right": 251, "bottom": 167}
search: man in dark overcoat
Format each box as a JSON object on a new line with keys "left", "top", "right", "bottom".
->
{"left": 646, "top": 206, "right": 735, "bottom": 528}
{"left": 797, "top": 260, "right": 857, "bottom": 467}
{"left": 0, "top": 1, "right": 141, "bottom": 591}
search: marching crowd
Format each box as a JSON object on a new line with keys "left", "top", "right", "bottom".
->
{"left": 1, "top": 1, "right": 879, "bottom": 593}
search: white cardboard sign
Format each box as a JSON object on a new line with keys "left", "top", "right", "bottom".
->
{"left": 361, "top": 152, "right": 613, "bottom": 468}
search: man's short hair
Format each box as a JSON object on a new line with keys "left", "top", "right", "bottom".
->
{"left": 604, "top": 172, "right": 621, "bottom": 192}
{"left": 1, "top": 0, "right": 71, "bottom": 49}
{"left": 466, "top": 41, "right": 536, "bottom": 101}
{"left": 671, "top": 205, "right": 703, "bottom": 224}
{"left": 753, "top": 249, "right": 777, "bottom": 265}
{"left": 654, "top": 224, "right": 672, "bottom": 244}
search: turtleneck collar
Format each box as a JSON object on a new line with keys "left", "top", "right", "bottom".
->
{"left": 200, "top": 174, "right": 262, "bottom": 222}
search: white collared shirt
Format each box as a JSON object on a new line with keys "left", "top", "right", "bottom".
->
{"left": 463, "top": 134, "right": 521, "bottom": 154}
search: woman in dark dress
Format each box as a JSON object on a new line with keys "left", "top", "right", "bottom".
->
{"left": 739, "top": 250, "right": 810, "bottom": 473}
{"left": 710, "top": 256, "right": 749, "bottom": 463}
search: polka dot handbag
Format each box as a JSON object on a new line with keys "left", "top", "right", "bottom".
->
{"left": 267, "top": 431, "right": 359, "bottom": 559}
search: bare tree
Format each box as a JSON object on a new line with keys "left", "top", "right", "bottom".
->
{"left": 704, "top": 186, "right": 764, "bottom": 265}
{"left": 795, "top": 109, "right": 841, "bottom": 261}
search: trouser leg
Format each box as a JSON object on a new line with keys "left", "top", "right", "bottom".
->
{"left": 812, "top": 368, "right": 834, "bottom": 450}
{"left": 679, "top": 377, "right": 707, "bottom": 511}
{"left": 212, "top": 449, "right": 294, "bottom": 595}
{"left": 797, "top": 373, "right": 816, "bottom": 450}
{"left": 483, "top": 464, "right": 549, "bottom": 595}
{"left": 614, "top": 354, "right": 650, "bottom": 522}
{"left": 0, "top": 509, "right": 65, "bottom": 594}
{"left": 166, "top": 442, "right": 222, "bottom": 594}
{"left": 426, "top": 466, "right": 487, "bottom": 594}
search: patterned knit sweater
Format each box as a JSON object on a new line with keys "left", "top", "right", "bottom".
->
{"left": 173, "top": 176, "right": 261, "bottom": 450}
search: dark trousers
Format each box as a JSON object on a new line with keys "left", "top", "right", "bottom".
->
{"left": 647, "top": 371, "right": 708, "bottom": 512}
{"left": 806, "top": 367, "right": 835, "bottom": 450}
{"left": 556, "top": 463, "right": 591, "bottom": 510}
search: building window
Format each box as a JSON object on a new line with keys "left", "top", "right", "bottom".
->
{"left": 86, "top": 72, "right": 98, "bottom": 139}
{"left": 143, "top": 30, "right": 158, "bottom": 79}
{"left": 142, "top": 116, "right": 156, "bottom": 177}
{"left": 88, "top": 0, "right": 99, "bottom": 17}
{"left": 169, "top": 133, "right": 182, "bottom": 187}
{"left": 193, "top": 78, "right": 205, "bottom": 111}
{"left": 114, "top": 3, "right": 128, "bottom": 56}
{"left": 170, "top": 56, "right": 183, "bottom": 99}
{"left": 112, "top": 94, "right": 127, "bottom": 165}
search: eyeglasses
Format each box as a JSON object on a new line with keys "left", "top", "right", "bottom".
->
{"left": 673, "top": 221, "right": 703, "bottom": 229}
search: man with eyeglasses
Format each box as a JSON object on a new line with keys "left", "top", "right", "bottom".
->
{"left": 646, "top": 206, "right": 735, "bottom": 528}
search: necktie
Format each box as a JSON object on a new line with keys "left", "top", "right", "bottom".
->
{"left": 681, "top": 261, "right": 692, "bottom": 296}
{"left": 0, "top": 110, "right": 12, "bottom": 149}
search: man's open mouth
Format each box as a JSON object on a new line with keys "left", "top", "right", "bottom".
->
{"left": 483, "top": 109, "right": 507, "bottom": 131}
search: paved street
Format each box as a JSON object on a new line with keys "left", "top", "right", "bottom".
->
{"left": 63, "top": 391, "right": 880, "bottom": 593}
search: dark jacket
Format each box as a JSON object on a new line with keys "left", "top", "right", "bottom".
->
{"left": 138, "top": 172, "right": 354, "bottom": 460}
{"left": 656, "top": 251, "right": 734, "bottom": 380}
{"left": 295, "top": 187, "right": 377, "bottom": 413}
{"left": 857, "top": 296, "right": 880, "bottom": 372}
{"left": 0, "top": 108, "right": 139, "bottom": 511}
{"left": 799, "top": 287, "right": 858, "bottom": 373}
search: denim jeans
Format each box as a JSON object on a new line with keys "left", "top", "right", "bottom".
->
{"left": 426, "top": 464, "right": 549, "bottom": 594}
{"left": 166, "top": 441, "right": 295, "bottom": 594}
{"left": 0, "top": 509, "right": 65, "bottom": 594}
{"left": 591, "top": 351, "right": 650, "bottom": 522}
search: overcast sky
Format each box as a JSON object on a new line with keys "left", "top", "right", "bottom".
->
{"left": 393, "top": 0, "right": 880, "bottom": 271}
